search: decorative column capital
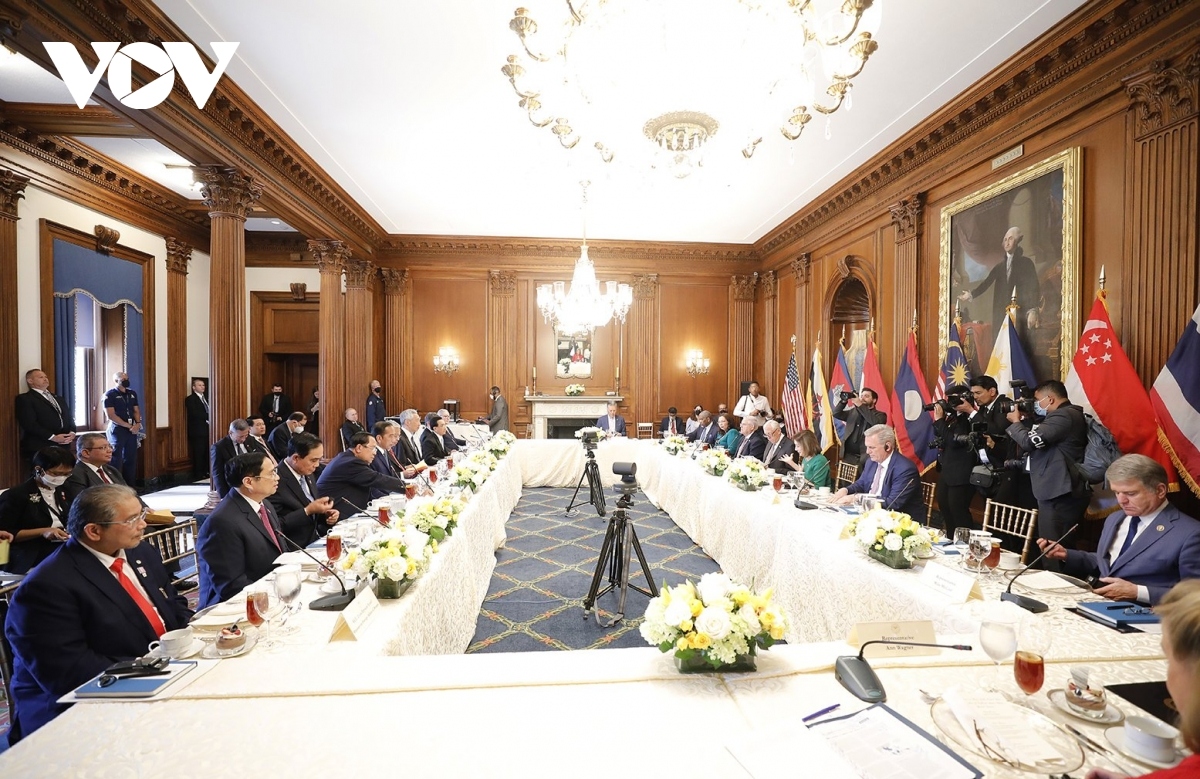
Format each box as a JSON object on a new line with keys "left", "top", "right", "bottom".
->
{"left": 1125, "top": 49, "right": 1200, "bottom": 139}
{"left": 489, "top": 270, "right": 516, "bottom": 297}
{"left": 380, "top": 267, "right": 411, "bottom": 296}
{"left": 731, "top": 273, "right": 758, "bottom": 301}
{"left": 632, "top": 273, "right": 659, "bottom": 300}
{"left": 93, "top": 225, "right": 120, "bottom": 254}
{"left": 193, "top": 166, "right": 263, "bottom": 219}
{"left": 791, "top": 253, "right": 812, "bottom": 286}
{"left": 0, "top": 168, "right": 29, "bottom": 219}
{"left": 343, "top": 259, "right": 377, "bottom": 290}
{"left": 760, "top": 270, "right": 777, "bottom": 300}
{"left": 164, "top": 237, "right": 193, "bottom": 275}
{"left": 888, "top": 192, "right": 925, "bottom": 243}
{"left": 308, "top": 239, "right": 352, "bottom": 274}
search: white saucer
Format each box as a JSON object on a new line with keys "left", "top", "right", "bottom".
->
{"left": 1104, "top": 726, "right": 1183, "bottom": 769}
{"left": 201, "top": 630, "right": 258, "bottom": 659}
{"left": 1047, "top": 688, "right": 1123, "bottom": 724}
{"left": 149, "top": 638, "right": 206, "bottom": 661}
{"left": 320, "top": 578, "right": 345, "bottom": 594}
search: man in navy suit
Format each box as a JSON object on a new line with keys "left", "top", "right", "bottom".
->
{"left": 196, "top": 452, "right": 288, "bottom": 609}
{"left": 267, "top": 433, "right": 339, "bottom": 548}
{"left": 4, "top": 484, "right": 191, "bottom": 741}
{"left": 687, "top": 411, "right": 719, "bottom": 446}
{"left": 660, "top": 407, "right": 684, "bottom": 437}
{"left": 210, "top": 418, "right": 252, "bottom": 497}
{"left": 371, "top": 419, "right": 415, "bottom": 490}
{"left": 316, "top": 432, "right": 408, "bottom": 519}
{"left": 596, "top": 402, "right": 627, "bottom": 436}
{"left": 14, "top": 367, "right": 76, "bottom": 466}
{"left": 731, "top": 416, "right": 767, "bottom": 461}
{"left": 833, "top": 425, "right": 924, "bottom": 521}
{"left": 1039, "top": 454, "right": 1200, "bottom": 605}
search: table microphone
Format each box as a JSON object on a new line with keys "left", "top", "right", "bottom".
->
{"left": 884, "top": 477, "right": 917, "bottom": 511}
{"left": 340, "top": 498, "right": 394, "bottom": 530}
{"left": 836, "top": 640, "right": 972, "bottom": 703}
{"left": 275, "top": 532, "right": 354, "bottom": 612}
{"left": 1001, "top": 523, "right": 1079, "bottom": 614}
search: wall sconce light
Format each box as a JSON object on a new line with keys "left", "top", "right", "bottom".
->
{"left": 433, "top": 347, "right": 459, "bottom": 375}
{"left": 685, "top": 349, "right": 710, "bottom": 377}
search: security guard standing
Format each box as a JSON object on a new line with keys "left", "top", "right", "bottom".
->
{"left": 104, "top": 371, "right": 142, "bottom": 487}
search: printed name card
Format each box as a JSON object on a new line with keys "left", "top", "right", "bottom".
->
{"left": 848, "top": 620, "right": 939, "bottom": 658}
{"left": 919, "top": 561, "right": 983, "bottom": 604}
{"left": 329, "top": 586, "right": 379, "bottom": 642}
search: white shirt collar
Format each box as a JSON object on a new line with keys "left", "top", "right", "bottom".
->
{"left": 80, "top": 542, "right": 127, "bottom": 570}
{"left": 236, "top": 489, "right": 264, "bottom": 515}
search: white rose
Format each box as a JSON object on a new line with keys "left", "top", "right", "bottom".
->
{"left": 663, "top": 598, "right": 693, "bottom": 628}
{"left": 403, "top": 527, "right": 429, "bottom": 551}
{"left": 883, "top": 533, "right": 903, "bottom": 551}
{"left": 697, "top": 572, "right": 733, "bottom": 604}
{"left": 695, "top": 606, "right": 732, "bottom": 641}
{"left": 855, "top": 521, "right": 878, "bottom": 547}
{"left": 385, "top": 558, "right": 407, "bottom": 581}
{"left": 738, "top": 603, "right": 761, "bottom": 635}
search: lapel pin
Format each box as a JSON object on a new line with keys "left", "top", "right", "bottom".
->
{"left": 1157, "top": 525, "right": 1165, "bottom": 532}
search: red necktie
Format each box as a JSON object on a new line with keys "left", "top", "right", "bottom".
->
{"left": 670, "top": 419, "right": 676, "bottom": 435}
{"left": 258, "top": 505, "right": 281, "bottom": 551}
{"left": 110, "top": 558, "right": 166, "bottom": 637}
{"left": 97, "top": 467, "right": 112, "bottom": 484}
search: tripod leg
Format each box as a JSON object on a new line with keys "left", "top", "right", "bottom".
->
{"left": 611, "top": 519, "right": 634, "bottom": 626}
{"left": 565, "top": 467, "right": 589, "bottom": 514}
{"left": 586, "top": 460, "right": 606, "bottom": 517}
{"left": 628, "top": 524, "right": 659, "bottom": 598}
{"left": 582, "top": 516, "right": 618, "bottom": 617}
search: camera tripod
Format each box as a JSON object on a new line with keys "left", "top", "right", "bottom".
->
{"left": 566, "top": 447, "right": 606, "bottom": 517}
{"left": 582, "top": 493, "right": 658, "bottom": 626}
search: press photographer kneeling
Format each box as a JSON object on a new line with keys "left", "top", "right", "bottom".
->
{"left": 929, "top": 386, "right": 978, "bottom": 538}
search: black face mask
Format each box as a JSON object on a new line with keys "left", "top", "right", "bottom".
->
{"left": 120, "top": 379, "right": 130, "bottom": 388}
{"left": 373, "top": 387, "right": 382, "bottom": 395}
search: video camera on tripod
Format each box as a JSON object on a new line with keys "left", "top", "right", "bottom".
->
{"left": 582, "top": 461, "right": 657, "bottom": 627}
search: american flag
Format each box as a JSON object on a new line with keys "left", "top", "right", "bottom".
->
{"left": 781, "top": 351, "right": 806, "bottom": 436}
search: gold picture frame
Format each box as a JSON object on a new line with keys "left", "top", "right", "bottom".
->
{"left": 938, "top": 147, "right": 1081, "bottom": 382}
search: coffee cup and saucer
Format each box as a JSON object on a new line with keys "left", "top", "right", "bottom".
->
{"left": 147, "top": 626, "right": 204, "bottom": 660}
{"left": 1104, "top": 716, "right": 1184, "bottom": 768}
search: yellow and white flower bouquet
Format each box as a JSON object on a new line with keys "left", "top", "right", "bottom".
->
{"left": 697, "top": 448, "right": 731, "bottom": 476}
{"left": 402, "top": 494, "right": 466, "bottom": 541}
{"left": 342, "top": 527, "right": 432, "bottom": 598}
{"left": 662, "top": 434, "right": 688, "bottom": 455}
{"left": 453, "top": 461, "right": 488, "bottom": 491}
{"left": 565, "top": 383, "right": 585, "bottom": 396}
{"left": 846, "top": 507, "right": 939, "bottom": 566}
{"left": 726, "top": 457, "right": 769, "bottom": 490}
{"left": 641, "top": 573, "right": 787, "bottom": 672}
{"left": 485, "top": 433, "right": 512, "bottom": 457}
{"left": 467, "top": 449, "right": 499, "bottom": 473}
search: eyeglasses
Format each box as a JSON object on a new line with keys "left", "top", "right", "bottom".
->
{"left": 86, "top": 445, "right": 114, "bottom": 452}
{"left": 92, "top": 508, "right": 149, "bottom": 528}
{"left": 1123, "top": 606, "right": 1153, "bottom": 616}
{"left": 253, "top": 472, "right": 280, "bottom": 481}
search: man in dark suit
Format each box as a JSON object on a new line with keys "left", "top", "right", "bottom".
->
{"left": 660, "top": 407, "right": 684, "bottom": 437}
{"left": 365, "top": 379, "right": 387, "bottom": 430}
{"left": 246, "top": 414, "right": 277, "bottom": 465}
{"left": 761, "top": 420, "right": 797, "bottom": 472}
{"left": 687, "top": 411, "right": 719, "bottom": 446}
{"left": 959, "top": 226, "right": 1041, "bottom": 343}
{"left": 268, "top": 433, "right": 339, "bottom": 548}
{"left": 370, "top": 420, "right": 414, "bottom": 491}
{"left": 833, "top": 388, "right": 888, "bottom": 475}
{"left": 596, "top": 402, "right": 627, "bottom": 436}
{"left": 316, "top": 432, "right": 408, "bottom": 518}
{"left": 1039, "top": 455, "right": 1200, "bottom": 605}
{"left": 731, "top": 417, "right": 768, "bottom": 461}
{"left": 341, "top": 408, "right": 366, "bottom": 451}
{"left": 968, "top": 375, "right": 1035, "bottom": 511}
{"left": 269, "top": 411, "right": 307, "bottom": 461}
{"left": 210, "top": 419, "right": 252, "bottom": 498}
{"left": 63, "top": 433, "right": 133, "bottom": 507}
{"left": 184, "top": 378, "right": 210, "bottom": 480}
{"left": 421, "top": 413, "right": 450, "bottom": 461}
{"left": 196, "top": 452, "right": 287, "bottom": 609}
{"left": 14, "top": 367, "right": 76, "bottom": 465}
{"left": 395, "top": 409, "right": 438, "bottom": 469}
{"left": 932, "top": 387, "right": 978, "bottom": 537}
{"left": 5, "top": 484, "right": 191, "bottom": 741}
{"left": 436, "top": 409, "right": 466, "bottom": 451}
{"left": 1007, "top": 379, "right": 1089, "bottom": 564}
{"left": 258, "top": 383, "right": 293, "bottom": 431}
{"left": 833, "top": 425, "right": 925, "bottom": 521}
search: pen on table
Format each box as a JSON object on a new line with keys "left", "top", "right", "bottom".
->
{"left": 802, "top": 704, "right": 840, "bottom": 723}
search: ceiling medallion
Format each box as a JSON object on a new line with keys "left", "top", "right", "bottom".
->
{"left": 502, "top": 0, "right": 882, "bottom": 178}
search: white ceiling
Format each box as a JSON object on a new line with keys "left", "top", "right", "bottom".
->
{"left": 8, "top": 1, "right": 1090, "bottom": 244}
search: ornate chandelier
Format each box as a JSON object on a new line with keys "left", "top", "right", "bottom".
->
{"left": 536, "top": 182, "right": 632, "bottom": 335}
{"left": 501, "top": 0, "right": 882, "bottom": 178}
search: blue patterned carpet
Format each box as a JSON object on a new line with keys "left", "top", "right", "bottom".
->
{"left": 468, "top": 487, "right": 721, "bottom": 653}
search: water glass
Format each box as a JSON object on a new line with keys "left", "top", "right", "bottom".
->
{"left": 979, "top": 617, "right": 1018, "bottom": 691}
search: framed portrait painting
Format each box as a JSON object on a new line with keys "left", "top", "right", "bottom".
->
{"left": 556, "top": 330, "right": 592, "bottom": 379}
{"left": 938, "top": 147, "right": 1081, "bottom": 384}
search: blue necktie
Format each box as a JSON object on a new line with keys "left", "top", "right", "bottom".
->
{"left": 1115, "top": 516, "right": 1141, "bottom": 559}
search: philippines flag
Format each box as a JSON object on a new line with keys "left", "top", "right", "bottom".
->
{"left": 1151, "top": 302, "right": 1200, "bottom": 496}
{"left": 862, "top": 337, "right": 893, "bottom": 426}
{"left": 891, "top": 331, "right": 938, "bottom": 471}
{"left": 809, "top": 347, "right": 836, "bottom": 452}
{"left": 985, "top": 311, "right": 1037, "bottom": 394}
{"left": 781, "top": 351, "right": 807, "bottom": 437}
{"left": 935, "top": 321, "right": 972, "bottom": 401}
{"left": 829, "top": 343, "right": 855, "bottom": 441}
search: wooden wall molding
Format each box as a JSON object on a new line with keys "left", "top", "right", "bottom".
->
{"left": 195, "top": 165, "right": 263, "bottom": 219}
{"left": 1125, "top": 49, "right": 1200, "bottom": 138}
{"left": 888, "top": 192, "right": 924, "bottom": 244}
{"left": 381, "top": 236, "right": 760, "bottom": 269}
{"left": 164, "top": 235, "right": 192, "bottom": 470}
{"left": 310, "top": 238, "right": 349, "bottom": 449}
{"left": 93, "top": 223, "right": 119, "bottom": 253}
{"left": 0, "top": 166, "right": 27, "bottom": 486}
{"left": 488, "top": 269, "right": 517, "bottom": 297}
{"left": 630, "top": 273, "right": 660, "bottom": 424}
{"left": 245, "top": 232, "right": 310, "bottom": 267}
{"left": 0, "top": 100, "right": 140, "bottom": 137}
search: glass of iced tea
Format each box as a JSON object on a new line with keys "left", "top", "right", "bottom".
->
{"left": 405, "top": 482, "right": 417, "bottom": 500}
{"left": 772, "top": 475, "right": 783, "bottom": 492}
{"left": 983, "top": 539, "right": 1002, "bottom": 572}
{"left": 325, "top": 531, "right": 342, "bottom": 564}
{"left": 1014, "top": 616, "right": 1053, "bottom": 696}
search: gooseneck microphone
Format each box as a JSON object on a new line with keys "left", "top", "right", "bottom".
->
{"left": 1001, "top": 523, "right": 1079, "bottom": 613}
{"left": 836, "top": 640, "right": 973, "bottom": 703}
{"left": 341, "top": 498, "right": 394, "bottom": 530}
{"left": 884, "top": 477, "right": 917, "bottom": 512}
{"left": 275, "top": 532, "right": 354, "bottom": 612}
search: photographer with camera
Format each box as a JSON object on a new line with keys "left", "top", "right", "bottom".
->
{"left": 930, "top": 386, "right": 977, "bottom": 537}
{"left": 832, "top": 388, "right": 887, "bottom": 477}
{"left": 1007, "top": 379, "right": 1089, "bottom": 569}
{"left": 972, "top": 377, "right": 1037, "bottom": 510}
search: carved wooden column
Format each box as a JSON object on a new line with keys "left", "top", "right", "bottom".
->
{"left": 488, "top": 271, "right": 517, "bottom": 413}
{"left": 343, "top": 259, "right": 376, "bottom": 414}
{"left": 0, "top": 169, "right": 28, "bottom": 486}
{"left": 1123, "top": 50, "right": 1200, "bottom": 379}
{"left": 729, "top": 273, "right": 758, "bottom": 405}
{"left": 195, "top": 166, "right": 261, "bottom": 446}
{"left": 630, "top": 274, "right": 660, "bottom": 424}
{"left": 889, "top": 192, "right": 924, "bottom": 364}
{"left": 164, "top": 237, "right": 192, "bottom": 469}
{"left": 792, "top": 253, "right": 812, "bottom": 360}
{"left": 380, "top": 268, "right": 411, "bottom": 416}
{"left": 759, "top": 270, "right": 778, "bottom": 399}
{"left": 310, "top": 239, "right": 349, "bottom": 450}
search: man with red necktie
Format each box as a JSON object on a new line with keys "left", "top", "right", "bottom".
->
{"left": 5, "top": 484, "right": 192, "bottom": 742}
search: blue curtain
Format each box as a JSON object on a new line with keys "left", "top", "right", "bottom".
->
{"left": 54, "top": 296, "right": 76, "bottom": 416}
{"left": 125, "top": 305, "right": 144, "bottom": 407}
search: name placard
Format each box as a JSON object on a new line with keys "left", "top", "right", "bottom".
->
{"left": 848, "top": 620, "right": 939, "bottom": 658}
{"left": 919, "top": 561, "right": 983, "bottom": 604}
{"left": 329, "top": 587, "right": 379, "bottom": 642}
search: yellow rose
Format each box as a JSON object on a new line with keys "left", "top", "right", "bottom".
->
{"left": 769, "top": 625, "right": 785, "bottom": 640}
{"left": 680, "top": 619, "right": 693, "bottom": 632}
{"left": 731, "top": 590, "right": 749, "bottom": 607}
{"left": 760, "top": 610, "right": 775, "bottom": 628}
{"left": 690, "top": 600, "right": 703, "bottom": 617}
{"left": 692, "top": 632, "right": 712, "bottom": 649}
{"left": 676, "top": 636, "right": 689, "bottom": 651}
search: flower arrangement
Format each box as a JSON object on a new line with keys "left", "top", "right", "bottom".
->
{"left": 726, "top": 457, "right": 769, "bottom": 490}
{"left": 486, "top": 434, "right": 512, "bottom": 457}
{"left": 453, "top": 461, "right": 488, "bottom": 490}
{"left": 467, "top": 449, "right": 499, "bottom": 472}
{"left": 846, "top": 507, "right": 939, "bottom": 564}
{"left": 493, "top": 430, "right": 516, "bottom": 446}
{"left": 565, "top": 383, "right": 585, "bottom": 396}
{"left": 640, "top": 573, "right": 787, "bottom": 671}
{"left": 401, "top": 494, "right": 466, "bottom": 541}
{"left": 697, "top": 448, "right": 731, "bottom": 476}
{"left": 342, "top": 527, "right": 431, "bottom": 586}
{"left": 662, "top": 434, "right": 688, "bottom": 455}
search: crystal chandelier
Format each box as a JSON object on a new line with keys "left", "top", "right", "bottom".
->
{"left": 501, "top": 0, "right": 882, "bottom": 178}
{"left": 536, "top": 182, "right": 632, "bottom": 336}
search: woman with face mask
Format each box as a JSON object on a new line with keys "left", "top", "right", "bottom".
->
{"left": 0, "top": 446, "right": 75, "bottom": 573}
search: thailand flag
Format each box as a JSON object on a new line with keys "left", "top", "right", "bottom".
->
{"left": 891, "top": 331, "right": 938, "bottom": 471}
{"left": 1151, "top": 302, "right": 1200, "bottom": 496}
{"left": 829, "top": 342, "right": 855, "bottom": 441}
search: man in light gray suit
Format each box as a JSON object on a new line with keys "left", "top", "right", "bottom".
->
{"left": 482, "top": 386, "right": 509, "bottom": 434}
{"left": 1039, "top": 454, "right": 1200, "bottom": 605}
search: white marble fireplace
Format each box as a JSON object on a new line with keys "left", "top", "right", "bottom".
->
{"left": 526, "top": 395, "right": 623, "bottom": 439}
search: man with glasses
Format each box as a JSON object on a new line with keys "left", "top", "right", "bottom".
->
{"left": 196, "top": 452, "right": 287, "bottom": 609}
{"left": 63, "top": 433, "right": 130, "bottom": 507}
{"left": 4, "top": 484, "right": 191, "bottom": 742}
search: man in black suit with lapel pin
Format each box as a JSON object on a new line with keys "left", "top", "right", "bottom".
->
{"left": 268, "top": 433, "right": 339, "bottom": 548}
{"left": 317, "top": 432, "right": 409, "bottom": 518}
{"left": 196, "top": 452, "right": 288, "bottom": 609}
{"left": 396, "top": 409, "right": 438, "bottom": 469}
{"left": 436, "top": 409, "right": 466, "bottom": 451}
{"left": 63, "top": 433, "right": 141, "bottom": 509}
{"left": 421, "top": 413, "right": 450, "bottom": 461}
{"left": 761, "top": 420, "right": 797, "bottom": 472}
{"left": 14, "top": 367, "right": 76, "bottom": 469}
{"left": 184, "top": 378, "right": 210, "bottom": 481}
{"left": 269, "top": 411, "right": 307, "bottom": 461}
{"left": 4, "top": 484, "right": 191, "bottom": 741}
{"left": 731, "top": 416, "right": 768, "bottom": 461}
{"left": 210, "top": 418, "right": 252, "bottom": 498}
{"left": 369, "top": 420, "right": 415, "bottom": 492}
{"left": 686, "top": 410, "right": 719, "bottom": 446}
